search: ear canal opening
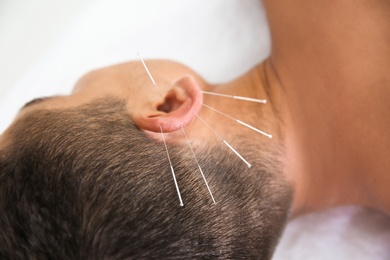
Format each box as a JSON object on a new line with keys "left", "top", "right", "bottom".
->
{"left": 157, "top": 103, "right": 171, "bottom": 113}
{"left": 156, "top": 93, "right": 184, "bottom": 113}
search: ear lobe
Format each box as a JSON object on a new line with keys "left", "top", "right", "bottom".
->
{"left": 134, "top": 75, "right": 203, "bottom": 133}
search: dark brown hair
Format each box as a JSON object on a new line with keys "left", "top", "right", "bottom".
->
{"left": 0, "top": 98, "right": 292, "bottom": 259}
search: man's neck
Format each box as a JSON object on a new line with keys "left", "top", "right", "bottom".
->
{"left": 263, "top": 0, "right": 390, "bottom": 216}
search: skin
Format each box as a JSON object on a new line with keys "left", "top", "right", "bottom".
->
{"left": 263, "top": 0, "right": 390, "bottom": 215}
{"left": 1, "top": 0, "right": 390, "bottom": 219}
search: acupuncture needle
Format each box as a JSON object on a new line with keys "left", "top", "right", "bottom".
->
{"left": 202, "top": 103, "right": 272, "bottom": 139}
{"left": 138, "top": 52, "right": 163, "bottom": 99}
{"left": 201, "top": 91, "right": 267, "bottom": 104}
{"left": 180, "top": 124, "right": 217, "bottom": 205}
{"left": 160, "top": 125, "right": 184, "bottom": 207}
{"left": 196, "top": 114, "right": 252, "bottom": 168}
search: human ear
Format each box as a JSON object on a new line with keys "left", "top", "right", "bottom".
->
{"left": 133, "top": 75, "right": 203, "bottom": 133}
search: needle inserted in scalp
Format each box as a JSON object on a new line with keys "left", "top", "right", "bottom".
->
{"left": 196, "top": 114, "right": 252, "bottom": 168}
{"left": 202, "top": 103, "right": 272, "bottom": 139}
{"left": 138, "top": 52, "right": 163, "bottom": 99}
{"left": 180, "top": 124, "right": 217, "bottom": 205}
{"left": 201, "top": 91, "right": 267, "bottom": 104}
{"left": 160, "top": 125, "right": 184, "bottom": 207}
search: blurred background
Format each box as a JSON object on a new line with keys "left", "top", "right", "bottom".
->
{"left": 0, "top": 0, "right": 270, "bottom": 132}
{"left": 0, "top": 0, "right": 93, "bottom": 101}
{"left": 1, "top": 1, "right": 390, "bottom": 259}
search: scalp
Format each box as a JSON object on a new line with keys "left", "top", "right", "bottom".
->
{"left": 0, "top": 98, "right": 291, "bottom": 259}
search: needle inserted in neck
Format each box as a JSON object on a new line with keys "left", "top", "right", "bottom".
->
{"left": 202, "top": 103, "right": 272, "bottom": 139}
{"left": 196, "top": 115, "right": 252, "bottom": 168}
{"left": 201, "top": 91, "right": 267, "bottom": 104}
{"left": 138, "top": 52, "right": 163, "bottom": 99}
{"left": 180, "top": 124, "right": 217, "bottom": 205}
{"left": 160, "top": 125, "right": 184, "bottom": 207}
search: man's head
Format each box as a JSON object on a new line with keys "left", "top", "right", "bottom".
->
{"left": 0, "top": 60, "right": 292, "bottom": 259}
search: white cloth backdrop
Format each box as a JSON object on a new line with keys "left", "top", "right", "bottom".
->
{"left": 1, "top": 1, "right": 389, "bottom": 259}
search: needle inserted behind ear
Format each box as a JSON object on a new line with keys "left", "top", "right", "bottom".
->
{"left": 203, "top": 104, "right": 272, "bottom": 139}
{"left": 180, "top": 124, "right": 217, "bottom": 205}
{"left": 160, "top": 125, "right": 184, "bottom": 207}
{"left": 201, "top": 91, "right": 267, "bottom": 104}
{"left": 196, "top": 115, "right": 252, "bottom": 168}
